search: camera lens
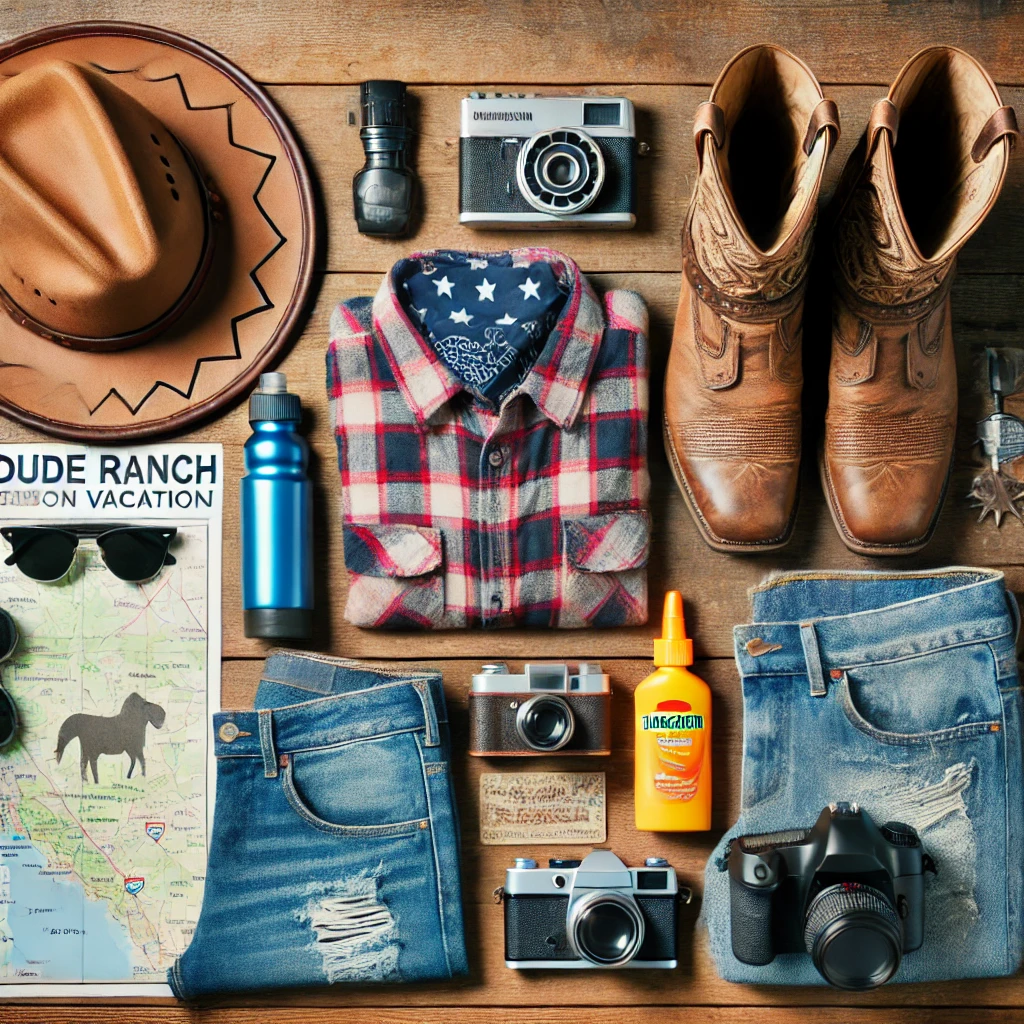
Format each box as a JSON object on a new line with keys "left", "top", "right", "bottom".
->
{"left": 804, "top": 883, "right": 902, "bottom": 990}
{"left": 543, "top": 152, "right": 580, "bottom": 188}
{"left": 516, "top": 128, "right": 605, "bottom": 216}
{"left": 515, "top": 694, "right": 575, "bottom": 751}
{"left": 568, "top": 891, "right": 645, "bottom": 967}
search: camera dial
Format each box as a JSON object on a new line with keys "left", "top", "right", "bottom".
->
{"left": 515, "top": 694, "right": 575, "bottom": 751}
{"left": 516, "top": 128, "right": 605, "bottom": 216}
{"left": 803, "top": 882, "right": 902, "bottom": 990}
{"left": 567, "top": 890, "right": 645, "bottom": 967}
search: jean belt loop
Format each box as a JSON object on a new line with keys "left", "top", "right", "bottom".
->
{"left": 1007, "top": 590, "right": 1021, "bottom": 644}
{"left": 258, "top": 709, "right": 279, "bottom": 778}
{"left": 412, "top": 679, "right": 441, "bottom": 748}
{"left": 799, "top": 622, "right": 828, "bottom": 697}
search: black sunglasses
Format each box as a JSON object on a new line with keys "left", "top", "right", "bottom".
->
{"left": 0, "top": 608, "right": 19, "bottom": 749}
{"left": 1, "top": 525, "right": 177, "bottom": 583}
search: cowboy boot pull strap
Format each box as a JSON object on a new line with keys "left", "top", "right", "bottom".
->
{"left": 866, "top": 98, "right": 899, "bottom": 153}
{"left": 971, "top": 105, "right": 1020, "bottom": 163}
{"left": 802, "top": 97, "right": 841, "bottom": 155}
{"left": 693, "top": 101, "right": 725, "bottom": 170}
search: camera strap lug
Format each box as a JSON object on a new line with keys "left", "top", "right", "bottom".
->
{"left": 678, "top": 886, "right": 694, "bottom": 906}
{"left": 492, "top": 886, "right": 505, "bottom": 904}
{"left": 923, "top": 853, "right": 938, "bottom": 876}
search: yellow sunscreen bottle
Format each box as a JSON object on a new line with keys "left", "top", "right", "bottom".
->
{"left": 634, "top": 590, "right": 712, "bottom": 831}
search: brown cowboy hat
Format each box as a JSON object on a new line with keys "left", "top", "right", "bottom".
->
{"left": 0, "top": 22, "right": 317, "bottom": 440}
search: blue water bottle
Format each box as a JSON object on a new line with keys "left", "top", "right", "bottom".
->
{"left": 240, "top": 372, "right": 313, "bottom": 639}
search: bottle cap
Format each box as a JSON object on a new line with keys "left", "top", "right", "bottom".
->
{"left": 653, "top": 590, "right": 694, "bottom": 667}
{"left": 249, "top": 371, "right": 301, "bottom": 424}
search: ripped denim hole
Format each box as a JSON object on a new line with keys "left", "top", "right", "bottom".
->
{"left": 296, "top": 871, "right": 400, "bottom": 983}
{"left": 852, "top": 759, "right": 979, "bottom": 942}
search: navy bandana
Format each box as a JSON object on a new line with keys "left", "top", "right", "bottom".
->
{"left": 399, "top": 252, "right": 568, "bottom": 405}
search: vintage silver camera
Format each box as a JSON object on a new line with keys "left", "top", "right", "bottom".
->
{"left": 497, "top": 849, "right": 688, "bottom": 968}
{"left": 459, "top": 94, "right": 636, "bottom": 229}
{"left": 468, "top": 662, "right": 611, "bottom": 756}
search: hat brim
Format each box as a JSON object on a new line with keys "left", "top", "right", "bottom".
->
{"left": 0, "top": 21, "right": 317, "bottom": 441}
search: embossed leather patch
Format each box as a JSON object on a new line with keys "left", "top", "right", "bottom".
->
{"left": 746, "top": 637, "right": 783, "bottom": 657}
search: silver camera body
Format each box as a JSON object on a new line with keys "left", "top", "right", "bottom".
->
{"left": 459, "top": 94, "right": 637, "bottom": 229}
{"left": 468, "top": 662, "right": 611, "bottom": 756}
{"left": 500, "top": 849, "right": 685, "bottom": 968}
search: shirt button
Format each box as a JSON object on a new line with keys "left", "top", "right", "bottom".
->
{"left": 488, "top": 449, "right": 505, "bottom": 468}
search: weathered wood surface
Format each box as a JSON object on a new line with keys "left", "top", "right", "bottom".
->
{"left": 6, "top": 1011, "right": 1024, "bottom": 1023}
{"left": 2, "top": 1, "right": 1024, "bottom": 1019}
{"left": 4, "top": 1, "right": 1024, "bottom": 85}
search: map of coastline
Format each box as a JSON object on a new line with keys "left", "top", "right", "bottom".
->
{"left": 0, "top": 524, "right": 209, "bottom": 984}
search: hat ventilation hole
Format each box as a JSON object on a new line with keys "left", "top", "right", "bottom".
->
{"left": 171, "top": 189, "right": 180, "bottom": 201}
{"left": 150, "top": 133, "right": 161, "bottom": 146}
{"left": 160, "top": 155, "right": 170, "bottom": 168}
{"left": 166, "top": 173, "right": 175, "bottom": 184}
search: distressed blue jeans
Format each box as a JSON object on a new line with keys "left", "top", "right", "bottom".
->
{"left": 703, "top": 568, "right": 1023, "bottom": 985}
{"left": 170, "top": 653, "right": 467, "bottom": 998}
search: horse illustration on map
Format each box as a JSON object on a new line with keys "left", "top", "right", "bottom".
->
{"left": 55, "top": 692, "right": 166, "bottom": 783}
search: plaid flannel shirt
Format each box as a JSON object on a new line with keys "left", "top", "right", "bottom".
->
{"left": 327, "top": 248, "right": 650, "bottom": 629}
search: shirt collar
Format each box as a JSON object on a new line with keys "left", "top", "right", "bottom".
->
{"left": 371, "top": 248, "right": 605, "bottom": 430}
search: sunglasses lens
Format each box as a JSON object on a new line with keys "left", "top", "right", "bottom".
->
{"left": 0, "top": 608, "right": 16, "bottom": 663}
{"left": 0, "top": 688, "right": 17, "bottom": 748}
{"left": 99, "top": 529, "right": 173, "bottom": 582}
{"left": 4, "top": 528, "right": 77, "bottom": 582}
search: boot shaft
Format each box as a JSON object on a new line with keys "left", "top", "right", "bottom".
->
{"left": 687, "top": 43, "right": 838, "bottom": 308}
{"left": 834, "top": 45, "right": 1017, "bottom": 310}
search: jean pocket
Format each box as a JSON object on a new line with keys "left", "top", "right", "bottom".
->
{"left": 343, "top": 523, "right": 445, "bottom": 628}
{"left": 280, "top": 732, "right": 430, "bottom": 838}
{"left": 558, "top": 510, "right": 650, "bottom": 628}
{"left": 840, "top": 643, "right": 1004, "bottom": 746}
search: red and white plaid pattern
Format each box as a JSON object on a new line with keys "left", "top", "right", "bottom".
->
{"left": 327, "top": 248, "right": 650, "bottom": 629}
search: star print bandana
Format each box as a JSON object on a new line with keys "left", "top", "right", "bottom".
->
{"left": 326, "top": 247, "right": 651, "bottom": 630}
{"left": 400, "top": 253, "right": 568, "bottom": 404}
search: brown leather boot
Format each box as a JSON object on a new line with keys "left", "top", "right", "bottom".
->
{"left": 824, "top": 47, "right": 1017, "bottom": 555}
{"left": 665, "top": 45, "right": 838, "bottom": 552}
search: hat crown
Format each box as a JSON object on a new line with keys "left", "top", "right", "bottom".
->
{"left": 0, "top": 60, "right": 207, "bottom": 345}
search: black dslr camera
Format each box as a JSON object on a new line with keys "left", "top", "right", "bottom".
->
{"left": 727, "top": 803, "right": 936, "bottom": 990}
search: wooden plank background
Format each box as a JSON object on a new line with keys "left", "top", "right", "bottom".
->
{"left": 2, "top": 0, "right": 1024, "bottom": 1020}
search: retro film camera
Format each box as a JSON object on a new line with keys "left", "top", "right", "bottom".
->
{"left": 727, "top": 803, "right": 936, "bottom": 990}
{"left": 468, "top": 662, "right": 611, "bottom": 756}
{"left": 498, "top": 849, "right": 688, "bottom": 969}
{"left": 459, "top": 94, "right": 636, "bottom": 229}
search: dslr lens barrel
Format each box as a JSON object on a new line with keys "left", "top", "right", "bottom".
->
{"left": 804, "top": 883, "right": 902, "bottom": 990}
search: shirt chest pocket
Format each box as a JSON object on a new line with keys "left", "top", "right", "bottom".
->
{"left": 557, "top": 510, "right": 651, "bottom": 628}
{"left": 343, "top": 523, "right": 445, "bottom": 628}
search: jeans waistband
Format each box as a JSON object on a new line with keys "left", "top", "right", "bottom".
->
{"left": 734, "top": 568, "right": 1016, "bottom": 681}
{"left": 215, "top": 653, "right": 446, "bottom": 764}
